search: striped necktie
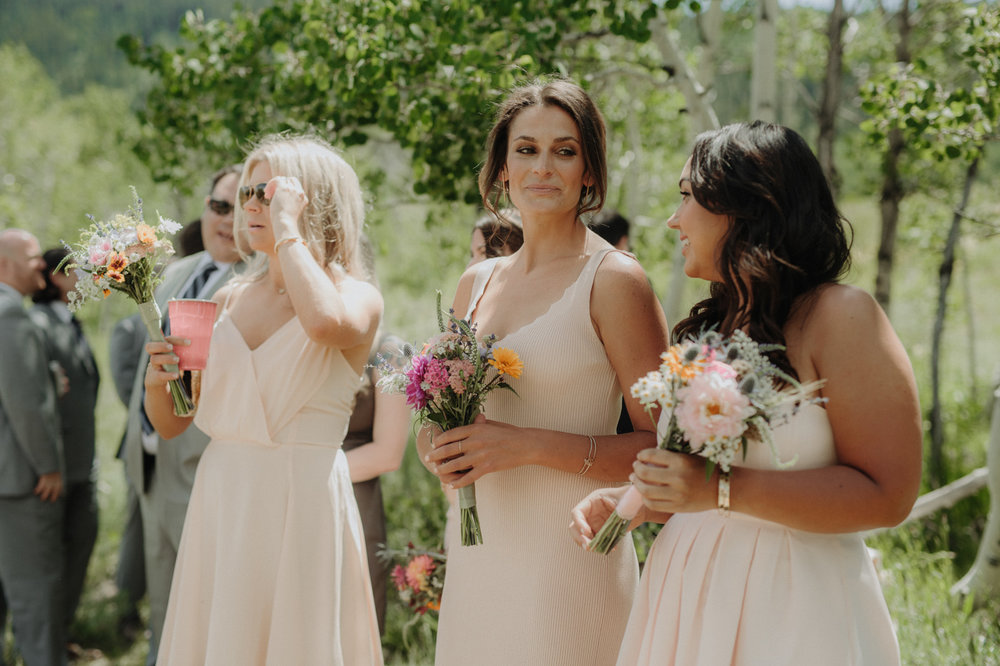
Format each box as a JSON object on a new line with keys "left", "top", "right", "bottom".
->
{"left": 180, "top": 261, "right": 218, "bottom": 300}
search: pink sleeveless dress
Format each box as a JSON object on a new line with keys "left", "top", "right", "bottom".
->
{"left": 434, "top": 249, "right": 639, "bottom": 666}
{"left": 617, "top": 403, "right": 900, "bottom": 665}
{"left": 157, "top": 288, "right": 382, "bottom": 665}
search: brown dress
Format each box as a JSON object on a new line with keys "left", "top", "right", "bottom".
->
{"left": 342, "top": 333, "right": 405, "bottom": 634}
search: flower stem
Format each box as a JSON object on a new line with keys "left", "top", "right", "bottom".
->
{"left": 137, "top": 300, "right": 195, "bottom": 417}
{"left": 457, "top": 484, "right": 483, "bottom": 546}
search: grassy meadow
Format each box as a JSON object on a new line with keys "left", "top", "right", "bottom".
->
{"left": 4, "top": 191, "right": 1000, "bottom": 665}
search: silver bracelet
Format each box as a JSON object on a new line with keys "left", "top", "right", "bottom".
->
{"left": 718, "top": 469, "right": 731, "bottom": 516}
{"left": 578, "top": 435, "right": 597, "bottom": 476}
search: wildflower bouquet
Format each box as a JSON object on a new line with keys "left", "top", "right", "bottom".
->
{"left": 383, "top": 543, "right": 447, "bottom": 616}
{"left": 588, "top": 329, "right": 823, "bottom": 554}
{"left": 60, "top": 187, "right": 193, "bottom": 416}
{"left": 377, "top": 292, "right": 523, "bottom": 546}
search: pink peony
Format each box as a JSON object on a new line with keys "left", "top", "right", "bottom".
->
{"left": 674, "top": 369, "right": 751, "bottom": 449}
{"left": 703, "top": 360, "right": 737, "bottom": 380}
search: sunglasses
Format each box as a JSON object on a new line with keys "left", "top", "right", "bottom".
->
{"left": 207, "top": 198, "right": 234, "bottom": 215}
{"left": 238, "top": 183, "right": 271, "bottom": 207}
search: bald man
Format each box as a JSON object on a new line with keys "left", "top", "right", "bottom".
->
{"left": 0, "top": 229, "right": 67, "bottom": 666}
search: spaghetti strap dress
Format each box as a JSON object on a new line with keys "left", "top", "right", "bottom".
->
{"left": 434, "top": 248, "right": 639, "bottom": 666}
{"left": 156, "top": 289, "right": 383, "bottom": 665}
{"left": 616, "top": 403, "right": 900, "bottom": 665}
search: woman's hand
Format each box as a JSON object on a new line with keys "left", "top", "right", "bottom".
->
{"left": 630, "top": 448, "right": 718, "bottom": 515}
{"left": 569, "top": 485, "right": 642, "bottom": 549}
{"left": 424, "top": 414, "right": 528, "bottom": 488}
{"left": 142, "top": 336, "right": 196, "bottom": 439}
{"left": 265, "top": 176, "right": 308, "bottom": 242}
{"left": 142, "top": 337, "right": 189, "bottom": 390}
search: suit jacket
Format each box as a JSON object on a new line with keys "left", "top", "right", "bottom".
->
{"left": 30, "top": 301, "right": 101, "bottom": 484}
{"left": 109, "top": 312, "right": 145, "bottom": 408}
{"left": 0, "top": 284, "right": 63, "bottom": 497}
{"left": 121, "top": 254, "right": 240, "bottom": 501}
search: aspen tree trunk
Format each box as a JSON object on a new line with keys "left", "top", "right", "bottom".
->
{"left": 929, "top": 157, "right": 979, "bottom": 487}
{"left": 953, "top": 372, "right": 1000, "bottom": 603}
{"left": 817, "top": 0, "right": 846, "bottom": 199}
{"left": 874, "top": 0, "right": 911, "bottom": 311}
{"left": 649, "top": 9, "right": 722, "bottom": 327}
{"left": 750, "top": 0, "right": 779, "bottom": 121}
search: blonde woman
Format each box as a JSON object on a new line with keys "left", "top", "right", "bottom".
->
{"left": 144, "top": 135, "right": 383, "bottom": 664}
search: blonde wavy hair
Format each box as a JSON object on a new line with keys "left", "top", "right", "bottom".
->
{"left": 233, "top": 133, "right": 365, "bottom": 282}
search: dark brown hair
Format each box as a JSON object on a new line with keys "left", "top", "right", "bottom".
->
{"left": 479, "top": 78, "right": 607, "bottom": 218}
{"left": 673, "top": 121, "right": 852, "bottom": 378}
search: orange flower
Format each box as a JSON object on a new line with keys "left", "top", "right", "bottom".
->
{"left": 488, "top": 347, "right": 523, "bottom": 379}
{"left": 661, "top": 345, "right": 706, "bottom": 381}
{"left": 136, "top": 223, "right": 156, "bottom": 245}
{"left": 107, "top": 252, "right": 128, "bottom": 274}
{"left": 107, "top": 271, "right": 125, "bottom": 283}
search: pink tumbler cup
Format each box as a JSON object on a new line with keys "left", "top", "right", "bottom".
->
{"left": 168, "top": 299, "right": 218, "bottom": 371}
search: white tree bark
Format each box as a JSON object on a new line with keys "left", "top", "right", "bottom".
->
{"left": 649, "top": 16, "right": 720, "bottom": 136}
{"left": 751, "top": 0, "right": 779, "bottom": 121}
{"left": 953, "top": 375, "right": 1000, "bottom": 603}
{"left": 649, "top": 10, "right": 721, "bottom": 326}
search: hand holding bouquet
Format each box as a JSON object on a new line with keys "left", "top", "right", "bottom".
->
{"left": 377, "top": 292, "right": 523, "bottom": 546}
{"left": 59, "top": 187, "right": 193, "bottom": 415}
{"left": 587, "top": 329, "right": 824, "bottom": 554}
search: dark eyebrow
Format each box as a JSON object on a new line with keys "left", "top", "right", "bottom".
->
{"left": 679, "top": 177, "right": 691, "bottom": 187}
{"left": 512, "top": 134, "right": 581, "bottom": 144}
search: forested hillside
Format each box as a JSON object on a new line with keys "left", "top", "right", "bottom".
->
{"left": 1, "top": 0, "right": 270, "bottom": 93}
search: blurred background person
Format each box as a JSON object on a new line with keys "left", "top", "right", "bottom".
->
{"left": 587, "top": 207, "right": 631, "bottom": 252}
{"left": 30, "top": 248, "right": 101, "bottom": 658}
{"left": 342, "top": 236, "right": 411, "bottom": 634}
{"left": 108, "top": 312, "right": 147, "bottom": 642}
{"left": 176, "top": 219, "right": 205, "bottom": 258}
{"left": 0, "top": 229, "right": 66, "bottom": 666}
{"left": 467, "top": 208, "right": 523, "bottom": 267}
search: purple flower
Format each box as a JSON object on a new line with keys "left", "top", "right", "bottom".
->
{"left": 405, "top": 355, "right": 430, "bottom": 409}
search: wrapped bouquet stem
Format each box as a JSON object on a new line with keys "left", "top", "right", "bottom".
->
{"left": 378, "top": 292, "right": 523, "bottom": 546}
{"left": 60, "top": 186, "right": 193, "bottom": 416}
{"left": 588, "top": 329, "right": 824, "bottom": 554}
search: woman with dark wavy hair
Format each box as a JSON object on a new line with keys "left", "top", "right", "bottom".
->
{"left": 573, "top": 121, "right": 920, "bottom": 665}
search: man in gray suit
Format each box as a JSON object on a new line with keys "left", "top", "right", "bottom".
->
{"left": 30, "top": 248, "right": 101, "bottom": 651}
{"left": 121, "top": 165, "right": 242, "bottom": 665}
{"left": 0, "top": 229, "right": 67, "bottom": 666}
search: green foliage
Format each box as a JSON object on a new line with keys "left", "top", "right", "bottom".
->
{"left": 860, "top": 5, "right": 1000, "bottom": 163}
{"left": 870, "top": 530, "right": 1000, "bottom": 665}
{"left": 117, "top": 0, "right": 701, "bottom": 200}
{"left": 0, "top": 0, "right": 272, "bottom": 93}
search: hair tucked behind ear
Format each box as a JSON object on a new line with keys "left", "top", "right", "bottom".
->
{"left": 673, "top": 121, "right": 852, "bottom": 379}
{"left": 479, "top": 77, "right": 607, "bottom": 219}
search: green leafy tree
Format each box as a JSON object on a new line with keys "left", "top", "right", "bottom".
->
{"left": 117, "top": 0, "right": 701, "bottom": 200}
